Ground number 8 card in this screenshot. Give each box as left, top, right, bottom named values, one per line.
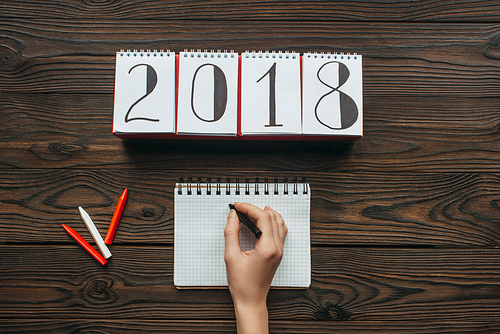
left=302, top=53, right=363, bottom=136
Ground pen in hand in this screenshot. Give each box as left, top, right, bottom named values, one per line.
left=229, top=203, right=262, bottom=238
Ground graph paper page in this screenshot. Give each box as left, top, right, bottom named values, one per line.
left=174, top=182, right=310, bottom=288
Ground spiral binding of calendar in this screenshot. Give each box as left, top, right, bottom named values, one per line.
left=242, top=51, right=298, bottom=59
left=118, top=49, right=173, bottom=57
left=181, top=49, right=237, bottom=59
left=117, top=49, right=359, bottom=60
left=305, top=51, right=359, bottom=60
left=176, top=177, right=308, bottom=196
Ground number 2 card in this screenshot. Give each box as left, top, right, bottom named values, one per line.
left=113, top=50, right=176, bottom=134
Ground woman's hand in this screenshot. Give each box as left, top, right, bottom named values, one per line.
left=224, top=202, right=288, bottom=334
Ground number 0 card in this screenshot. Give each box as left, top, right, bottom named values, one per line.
left=176, top=51, right=239, bottom=136
left=113, top=50, right=176, bottom=134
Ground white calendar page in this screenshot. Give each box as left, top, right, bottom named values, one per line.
left=240, top=52, right=302, bottom=135
left=174, top=181, right=311, bottom=288
left=113, top=50, right=176, bottom=134
left=302, top=53, right=363, bottom=136
left=177, top=51, right=239, bottom=136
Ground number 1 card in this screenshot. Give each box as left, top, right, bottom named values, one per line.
left=240, top=51, right=302, bottom=135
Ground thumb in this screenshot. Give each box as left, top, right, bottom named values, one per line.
left=224, top=209, right=241, bottom=258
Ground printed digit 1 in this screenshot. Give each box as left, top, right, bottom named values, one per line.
left=314, top=61, right=358, bottom=130
left=191, top=64, right=227, bottom=122
left=125, top=64, right=159, bottom=123
left=257, top=62, right=283, bottom=127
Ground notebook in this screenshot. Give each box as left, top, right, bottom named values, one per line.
left=174, top=178, right=311, bottom=288
left=113, top=49, right=362, bottom=140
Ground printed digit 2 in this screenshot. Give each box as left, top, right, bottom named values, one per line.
left=191, top=64, right=227, bottom=122
left=256, top=62, right=282, bottom=127
left=125, top=64, right=159, bottom=123
left=314, top=61, right=358, bottom=130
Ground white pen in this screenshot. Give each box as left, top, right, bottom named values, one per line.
left=78, top=206, right=112, bottom=259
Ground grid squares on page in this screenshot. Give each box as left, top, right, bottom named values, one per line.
left=174, top=182, right=310, bottom=288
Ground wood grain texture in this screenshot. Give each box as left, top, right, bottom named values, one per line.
left=0, top=93, right=499, bottom=171
left=0, top=246, right=499, bottom=322
left=0, top=170, right=499, bottom=246
left=1, top=0, right=500, bottom=22
left=1, top=1, right=499, bottom=332
left=1, top=319, right=499, bottom=333
left=1, top=20, right=500, bottom=96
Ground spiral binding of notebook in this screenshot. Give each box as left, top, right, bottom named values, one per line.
left=176, top=177, right=308, bottom=196
left=174, top=177, right=311, bottom=288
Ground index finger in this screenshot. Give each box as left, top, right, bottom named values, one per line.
left=234, top=202, right=274, bottom=240
left=233, top=202, right=265, bottom=222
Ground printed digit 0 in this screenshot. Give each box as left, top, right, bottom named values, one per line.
left=191, top=64, right=228, bottom=122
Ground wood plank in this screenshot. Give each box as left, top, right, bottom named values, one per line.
left=1, top=319, right=498, bottom=333
left=1, top=20, right=500, bottom=96
left=1, top=1, right=500, bottom=22
left=1, top=1, right=497, bottom=333
left=0, top=93, right=499, bottom=171
left=0, top=246, right=499, bottom=322
left=0, top=170, right=499, bottom=247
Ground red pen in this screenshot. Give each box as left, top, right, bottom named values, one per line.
left=62, top=224, right=107, bottom=265
left=105, top=188, right=128, bottom=245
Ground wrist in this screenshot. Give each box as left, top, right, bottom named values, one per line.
left=233, top=300, right=269, bottom=334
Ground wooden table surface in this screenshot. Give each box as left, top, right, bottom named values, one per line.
left=1, top=1, right=500, bottom=333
